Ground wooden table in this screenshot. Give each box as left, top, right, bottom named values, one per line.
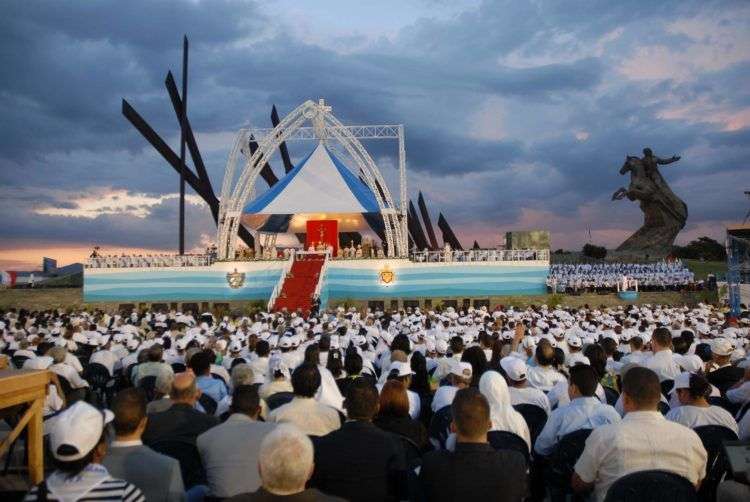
left=0, top=369, right=50, bottom=484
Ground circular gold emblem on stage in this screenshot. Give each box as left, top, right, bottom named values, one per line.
left=379, top=267, right=395, bottom=285
left=226, top=268, right=246, bottom=289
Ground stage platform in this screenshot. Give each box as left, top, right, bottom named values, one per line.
left=84, top=258, right=549, bottom=305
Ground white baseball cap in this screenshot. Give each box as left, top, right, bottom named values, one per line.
left=500, top=356, right=527, bottom=381
left=50, top=401, right=113, bottom=461
left=671, top=371, right=692, bottom=394
left=389, top=361, right=415, bottom=378
left=450, top=361, right=473, bottom=379
left=712, top=338, right=733, bottom=357
left=567, top=335, right=582, bottom=348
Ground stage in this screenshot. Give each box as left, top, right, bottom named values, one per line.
left=83, top=257, right=549, bottom=306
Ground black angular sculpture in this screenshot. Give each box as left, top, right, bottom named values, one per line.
left=418, top=192, right=439, bottom=250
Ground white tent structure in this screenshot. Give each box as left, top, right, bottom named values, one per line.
left=243, top=141, right=379, bottom=215
left=217, top=99, right=408, bottom=259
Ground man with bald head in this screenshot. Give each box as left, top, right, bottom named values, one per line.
left=142, top=372, right=219, bottom=488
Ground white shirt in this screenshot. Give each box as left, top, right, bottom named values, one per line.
left=548, top=380, right=607, bottom=410
left=534, top=397, right=621, bottom=456
left=509, top=386, right=551, bottom=415
left=620, top=350, right=648, bottom=366
left=575, top=411, right=707, bottom=502
left=431, top=385, right=459, bottom=412
left=726, top=381, right=750, bottom=404
left=645, top=350, right=681, bottom=382
left=50, top=362, right=89, bottom=389
left=89, top=349, right=119, bottom=376
left=665, top=405, right=739, bottom=434
left=527, top=365, right=566, bottom=392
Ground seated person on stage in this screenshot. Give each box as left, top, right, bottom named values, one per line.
left=227, top=425, right=344, bottom=502
left=572, top=367, right=707, bottom=502
left=534, top=365, right=620, bottom=456
left=419, top=388, right=528, bottom=502
left=310, top=378, right=407, bottom=502
left=266, top=363, right=341, bottom=437
left=103, top=389, right=185, bottom=502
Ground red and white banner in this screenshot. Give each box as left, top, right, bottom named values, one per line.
left=0, top=271, right=18, bottom=287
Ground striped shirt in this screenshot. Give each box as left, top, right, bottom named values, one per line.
left=24, top=464, right=144, bottom=502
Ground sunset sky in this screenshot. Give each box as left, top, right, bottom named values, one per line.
left=2, top=1, right=749, bottom=270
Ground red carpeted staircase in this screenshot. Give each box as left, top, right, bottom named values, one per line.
left=272, top=256, right=325, bottom=312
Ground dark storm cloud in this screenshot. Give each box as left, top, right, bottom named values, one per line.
left=1, top=0, right=748, bottom=250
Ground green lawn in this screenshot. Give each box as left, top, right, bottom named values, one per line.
left=0, top=287, right=719, bottom=313
left=683, top=259, right=726, bottom=280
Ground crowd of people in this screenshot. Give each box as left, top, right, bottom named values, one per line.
left=86, top=254, right=214, bottom=269
left=411, top=247, right=547, bottom=263
left=2, top=301, right=750, bottom=501
left=548, top=260, right=698, bottom=293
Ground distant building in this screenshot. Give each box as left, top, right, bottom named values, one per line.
left=505, top=230, right=550, bottom=250
left=0, top=257, right=83, bottom=287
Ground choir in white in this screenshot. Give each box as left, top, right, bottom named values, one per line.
left=548, top=260, right=698, bottom=292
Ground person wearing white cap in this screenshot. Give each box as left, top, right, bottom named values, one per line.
left=259, top=355, right=293, bottom=401
left=89, top=338, right=119, bottom=377
left=665, top=372, right=738, bottom=434
left=707, top=338, right=745, bottom=394
left=535, top=365, right=620, bottom=457
left=431, top=361, right=472, bottom=412
left=24, top=401, right=144, bottom=502
left=500, top=356, right=550, bottom=414
left=564, top=335, right=584, bottom=367
left=379, top=360, right=422, bottom=420
left=48, top=346, right=90, bottom=392
left=248, top=340, right=271, bottom=384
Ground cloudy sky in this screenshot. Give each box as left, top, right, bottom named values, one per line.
left=2, top=0, right=749, bottom=269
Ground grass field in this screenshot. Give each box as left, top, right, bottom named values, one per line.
left=0, top=287, right=719, bottom=313
left=683, top=259, right=726, bottom=280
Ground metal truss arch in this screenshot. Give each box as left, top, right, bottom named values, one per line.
left=217, top=99, right=408, bottom=260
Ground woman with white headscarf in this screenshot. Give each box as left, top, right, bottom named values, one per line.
left=479, top=370, right=531, bottom=451
left=445, top=371, right=531, bottom=451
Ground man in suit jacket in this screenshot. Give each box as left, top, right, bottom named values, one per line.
left=103, top=388, right=185, bottom=502
left=419, top=388, right=528, bottom=502
left=310, top=378, right=407, bottom=502
left=142, top=372, right=219, bottom=445
left=198, top=385, right=276, bottom=499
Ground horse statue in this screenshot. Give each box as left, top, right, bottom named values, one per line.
left=611, top=148, right=687, bottom=254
